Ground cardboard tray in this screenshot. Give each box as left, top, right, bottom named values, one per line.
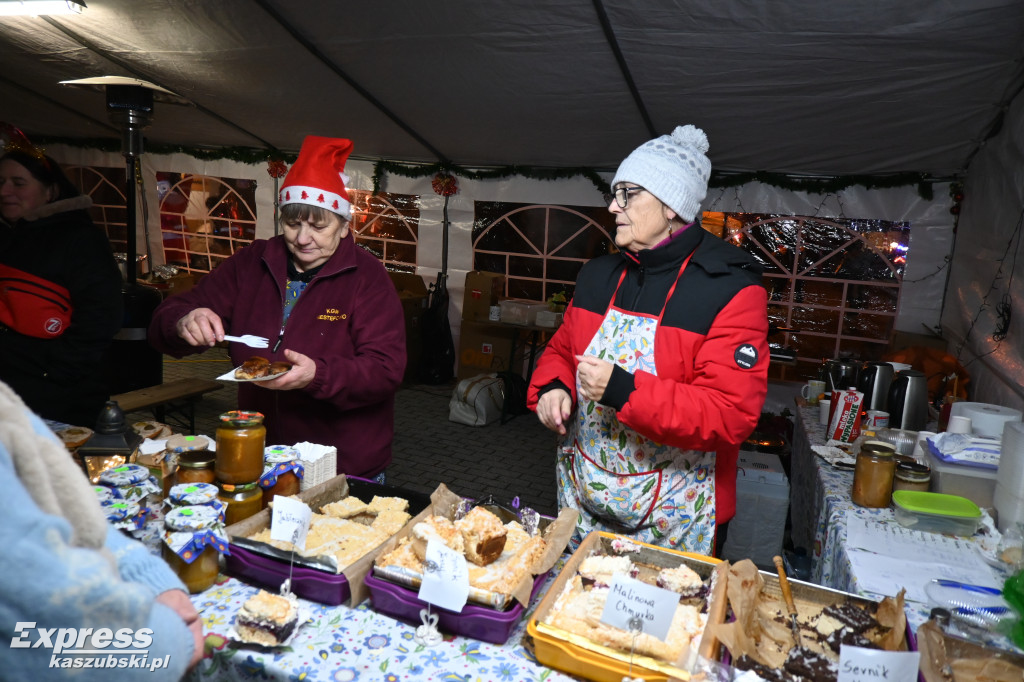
left=224, top=475, right=434, bottom=605
left=526, top=530, right=728, bottom=682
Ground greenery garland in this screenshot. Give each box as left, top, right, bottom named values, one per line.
left=36, top=134, right=941, bottom=200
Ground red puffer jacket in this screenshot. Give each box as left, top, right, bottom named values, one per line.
left=528, top=225, right=769, bottom=523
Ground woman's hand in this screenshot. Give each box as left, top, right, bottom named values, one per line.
left=537, top=388, right=573, bottom=435
left=260, top=348, right=316, bottom=391
left=576, top=354, right=614, bottom=403
left=155, top=589, right=204, bottom=669
left=175, top=308, right=225, bottom=347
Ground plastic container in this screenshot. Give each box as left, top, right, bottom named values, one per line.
left=925, top=448, right=997, bottom=508
left=892, top=490, right=982, bottom=536
left=364, top=570, right=547, bottom=644
left=722, top=450, right=789, bottom=568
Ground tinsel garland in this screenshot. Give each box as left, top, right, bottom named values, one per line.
left=34, top=134, right=941, bottom=200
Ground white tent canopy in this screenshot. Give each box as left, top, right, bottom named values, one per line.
left=3, top=1, right=1024, bottom=407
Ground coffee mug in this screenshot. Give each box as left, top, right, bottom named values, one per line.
left=865, top=410, right=889, bottom=428
left=802, top=379, right=826, bottom=405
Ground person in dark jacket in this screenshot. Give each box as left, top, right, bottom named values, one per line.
left=148, top=136, right=406, bottom=480
left=527, top=125, right=769, bottom=555
left=0, top=146, right=123, bottom=427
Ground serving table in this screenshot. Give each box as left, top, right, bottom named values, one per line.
left=185, top=564, right=574, bottom=682
left=788, top=400, right=1021, bottom=652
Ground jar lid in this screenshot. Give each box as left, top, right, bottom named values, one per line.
left=169, top=482, right=219, bottom=505
left=98, top=463, right=151, bottom=486
left=101, top=498, right=141, bottom=522
left=165, top=505, right=222, bottom=531
left=219, top=410, right=264, bottom=427
left=860, top=440, right=896, bottom=457
left=218, top=481, right=260, bottom=493
left=265, top=445, right=299, bottom=464
left=92, top=485, right=121, bottom=505
left=165, top=434, right=213, bottom=453
left=895, top=460, right=931, bottom=481
left=178, top=450, right=216, bottom=468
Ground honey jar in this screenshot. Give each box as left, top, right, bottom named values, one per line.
left=175, top=450, right=217, bottom=486
left=98, top=463, right=162, bottom=506
left=217, top=481, right=263, bottom=525
left=852, top=441, right=896, bottom=507
left=161, top=505, right=229, bottom=594
left=893, top=460, right=931, bottom=493
left=260, top=447, right=304, bottom=508
left=215, top=411, right=265, bottom=484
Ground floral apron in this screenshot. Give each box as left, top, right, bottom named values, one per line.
left=557, top=256, right=717, bottom=554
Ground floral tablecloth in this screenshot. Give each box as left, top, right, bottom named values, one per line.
left=790, top=402, right=1021, bottom=652
left=185, top=570, right=574, bottom=682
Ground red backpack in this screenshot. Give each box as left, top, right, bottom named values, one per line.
left=0, top=264, right=72, bottom=338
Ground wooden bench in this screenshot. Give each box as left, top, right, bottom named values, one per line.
left=111, top=378, right=224, bottom=434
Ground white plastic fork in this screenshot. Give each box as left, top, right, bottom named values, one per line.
left=223, top=334, right=270, bottom=348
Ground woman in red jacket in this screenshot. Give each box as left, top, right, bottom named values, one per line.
left=149, top=136, right=406, bottom=480
left=527, top=125, right=769, bottom=555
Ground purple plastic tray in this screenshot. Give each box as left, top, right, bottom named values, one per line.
left=364, top=570, right=547, bottom=644
left=225, top=478, right=432, bottom=604
left=225, top=543, right=353, bottom=604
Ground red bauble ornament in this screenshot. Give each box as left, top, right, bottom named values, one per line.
left=267, top=160, right=288, bottom=179
left=952, top=192, right=964, bottom=203
left=950, top=204, right=961, bottom=215
left=432, top=173, right=458, bottom=197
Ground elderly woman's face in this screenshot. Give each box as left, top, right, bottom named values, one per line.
left=282, top=210, right=349, bottom=271
left=608, top=184, right=676, bottom=252
left=0, top=158, right=54, bottom=222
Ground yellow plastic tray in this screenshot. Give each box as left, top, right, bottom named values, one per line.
left=525, top=530, right=726, bottom=682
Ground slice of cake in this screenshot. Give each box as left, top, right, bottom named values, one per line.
left=411, top=515, right=465, bottom=560
left=366, top=495, right=409, bottom=515
left=656, top=564, right=704, bottom=596
left=371, top=509, right=411, bottom=536
left=455, top=506, right=508, bottom=566
left=235, top=356, right=270, bottom=380
left=320, top=496, right=367, bottom=519
left=235, top=590, right=299, bottom=646
left=578, top=555, right=638, bottom=586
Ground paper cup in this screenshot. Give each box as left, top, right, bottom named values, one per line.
left=819, top=399, right=831, bottom=426
left=947, top=415, right=972, bottom=434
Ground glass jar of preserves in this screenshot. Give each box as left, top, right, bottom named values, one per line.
left=161, top=505, right=229, bottom=594
left=893, top=460, right=931, bottom=493
left=166, top=482, right=226, bottom=521
left=215, top=411, right=265, bottom=484
left=217, top=481, right=263, bottom=525
left=175, top=450, right=217, bottom=486
left=260, top=447, right=304, bottom=508
left=98, top=463, right=162, bottom=505
left=852, top=441, right=897, bottom=507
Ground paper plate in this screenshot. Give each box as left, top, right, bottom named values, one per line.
left=216, top=366, right=290, bottom=383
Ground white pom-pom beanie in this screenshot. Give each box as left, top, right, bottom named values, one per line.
left=610, top=124, right=711, bottom=222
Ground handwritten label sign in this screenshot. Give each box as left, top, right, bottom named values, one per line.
left=417, top=539, right=469, bottom=612
left=838, top=646, right=920, bottom=682
left=600, top=574, right=677, bottom=642
left=270, top=496, right=312, bottom=550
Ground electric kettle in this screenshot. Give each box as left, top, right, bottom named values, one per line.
left=857, top=361, right=894, bottom=412
left=887, top=369, right=929, bottom=430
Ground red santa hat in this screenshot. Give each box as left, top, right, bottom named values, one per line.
left=279, top=135, right=354, bottom=219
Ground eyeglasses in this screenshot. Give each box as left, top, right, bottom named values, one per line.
left=603, top=185, right=646, bottom=209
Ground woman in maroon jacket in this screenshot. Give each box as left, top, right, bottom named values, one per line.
left=148, top=136, right=405, bottom=480
left=527, top=125, right=769, bottom=555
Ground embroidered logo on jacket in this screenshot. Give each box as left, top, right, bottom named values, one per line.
left=734, top=343, right=758, bottom=369
left=317, top=307, right=347, bottom=322
left=44, top=317, right=64, bottom=335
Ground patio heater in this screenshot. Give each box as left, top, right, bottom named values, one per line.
left=89, top=82, right=164, bottom=393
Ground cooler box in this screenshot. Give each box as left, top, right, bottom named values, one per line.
left=925, top=448, right=997, bottom=508
left=722, top=450, right=789, bottom=570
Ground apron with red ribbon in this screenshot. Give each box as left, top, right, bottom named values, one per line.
left=556, top=256, right=717, bottom=554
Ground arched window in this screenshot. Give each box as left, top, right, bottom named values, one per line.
left=350, top=189, right=419, bottom=272
left=472, top=203, right=614, bottom=303
left=64, top=165, right=127, bottom=251
left=704, top=212, right=909, bottom=380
